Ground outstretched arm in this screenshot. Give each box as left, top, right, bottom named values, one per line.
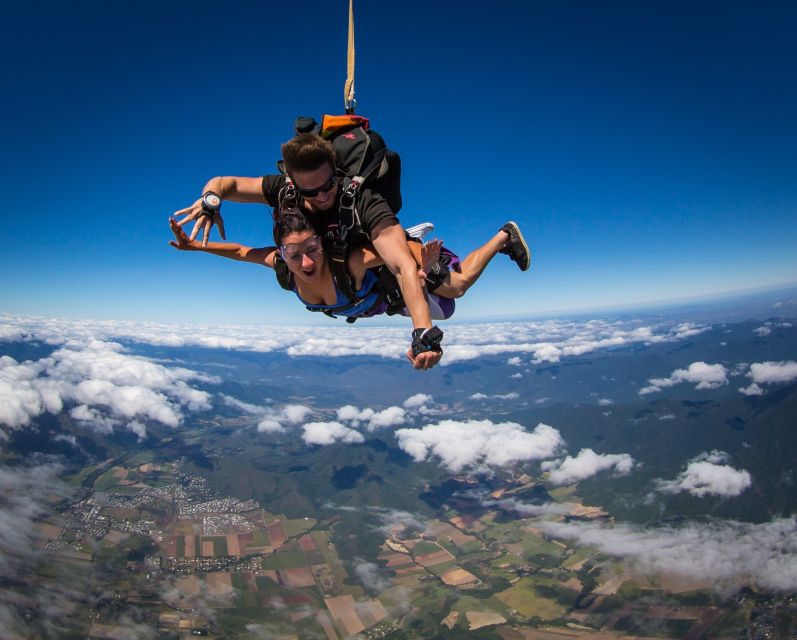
left=169, top=218, right=277, bottom=268
left=173, top=176, right=266, bottom=246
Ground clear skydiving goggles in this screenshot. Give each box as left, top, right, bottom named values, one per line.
left=279, top=235, right=324, bottom=264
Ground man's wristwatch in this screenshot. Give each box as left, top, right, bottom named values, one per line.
left=411, top=326, right=444, bottom=357
left=201, top=191, right=221, bottom=213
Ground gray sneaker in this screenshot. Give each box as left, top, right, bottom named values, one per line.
left=499, top=221, right=531, bottom=271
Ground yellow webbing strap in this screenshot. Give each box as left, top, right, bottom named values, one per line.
left=344, top=0, right=356, bottom=113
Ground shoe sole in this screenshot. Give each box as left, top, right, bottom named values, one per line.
left=406, top=222, right=435, bottom=240
left=505, top=221, right=531, bottom=271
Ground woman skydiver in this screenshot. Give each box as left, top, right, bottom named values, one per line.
left=168, top=209, right=529, bottom=323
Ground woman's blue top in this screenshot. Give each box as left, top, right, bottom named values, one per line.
left=293, top=269, right=387, bottom=318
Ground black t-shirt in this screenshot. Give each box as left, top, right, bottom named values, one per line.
left=262, top=174, right=398, bottom=249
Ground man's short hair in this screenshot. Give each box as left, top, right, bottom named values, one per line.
left=281, top=133, right=336, bottom=174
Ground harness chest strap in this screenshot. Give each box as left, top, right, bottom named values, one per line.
left=274, top=174, right=367, bottom=305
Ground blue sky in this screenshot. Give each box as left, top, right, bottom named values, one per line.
left=2, top=0, right=795, bottom=325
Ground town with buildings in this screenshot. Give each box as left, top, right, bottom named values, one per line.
left=29, top=455, right=792, bottom=639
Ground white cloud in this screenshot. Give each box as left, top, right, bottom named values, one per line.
left=738, top=383, right=764, bottom=396
left=731, top=362, right=749, bottom=376
left=279, top=404, right=312, bottom=424
left=469, top=392, right=519, bottom=401
left=489, top=496, right=572, bottom=517
left=700, top=450, right=730, bottom=464
left=257, top=419, right=285, bottom=433
left=754, top=325, right=772, bottom=336
left=336, top=404, right=406, bottom=431
left=0, top=340, right=216, bottom=435
left=655, top=451, right=751, bottom=497
left=542, top=518, right=797, bottom=593
left=221, top=395, right=265, bottom=414
left=353, top=559, right=392, bottom=593
left=738, top=361, right=797, bottom=396
left=127, top=420, right=147, bottom=440
left=336, top=405, right=374, bottom=423
left=367, top=406, right=407, bottom=430
left=598, top=398, right=613, bottom=406
left=640, top=361, right=728, bottom=395
left=748, top=361, right=797, bottom=384
left=401, top=393, right=441, bottom=416
left=394, top=420, right=564, bottom=473
left=0, top=355, right=63, bottom=428
left=220, top=395, right=311, bottom=432
left=507, top=356, right=523, bottom=366
left=0, top=462, right=89, bottom=637
left=403, top=393, right=432, bottom=409
left=545, top=449, right=635, bottom=485
left=371, top=508, right=428, bottom=533
left=302, top=421, right=364, bottom=446
left=0, top=463, right=69, bottom=576
left=70, top=405, right=117, bottom=434
left=511, top=372, right=523, bottom=379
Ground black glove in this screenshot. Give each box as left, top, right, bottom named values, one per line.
left=411, top=326, right=444, bottom=358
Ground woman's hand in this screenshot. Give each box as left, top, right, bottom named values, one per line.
left=173, top=197, right=226, bottom=247
left=419, top=239, right=443, bottom=280
left=169, top=217, right=198, bottom=251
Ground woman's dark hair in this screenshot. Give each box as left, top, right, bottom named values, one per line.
left=272, top=207, right=314, bottom=245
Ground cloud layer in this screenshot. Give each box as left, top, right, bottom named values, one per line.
left=1, top=313, right=709, bottom=367
left=0, top=339, right=217, bottom=437
left=0, top=462, right=88, bottom=637
left=544, top=517, right=797, bottom=593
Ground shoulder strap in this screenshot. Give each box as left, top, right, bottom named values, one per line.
left=325, top=235, right=358, bottom=302
left=326, top=175, right=365, bottom=301
left=278, top=176, right=299, bottom=211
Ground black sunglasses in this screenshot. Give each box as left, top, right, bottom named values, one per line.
left=296, top=173, right=337, bottom=198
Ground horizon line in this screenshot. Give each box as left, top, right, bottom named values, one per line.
left=2, top=280, right=796, bottom=330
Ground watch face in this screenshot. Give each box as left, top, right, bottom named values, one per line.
left=204, top=193, right=221, bottom=207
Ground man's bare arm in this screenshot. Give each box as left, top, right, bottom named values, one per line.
left=371, top=221, right=441, bottom=371
left=173, top=176, right=266, bottom=246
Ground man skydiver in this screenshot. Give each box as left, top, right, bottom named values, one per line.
left=173, top=134, right=444, bottom=370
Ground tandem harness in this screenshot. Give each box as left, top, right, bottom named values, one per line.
left=274, top=257, right=404, bottom=323
left=276, top=174, right=374, bottom=307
